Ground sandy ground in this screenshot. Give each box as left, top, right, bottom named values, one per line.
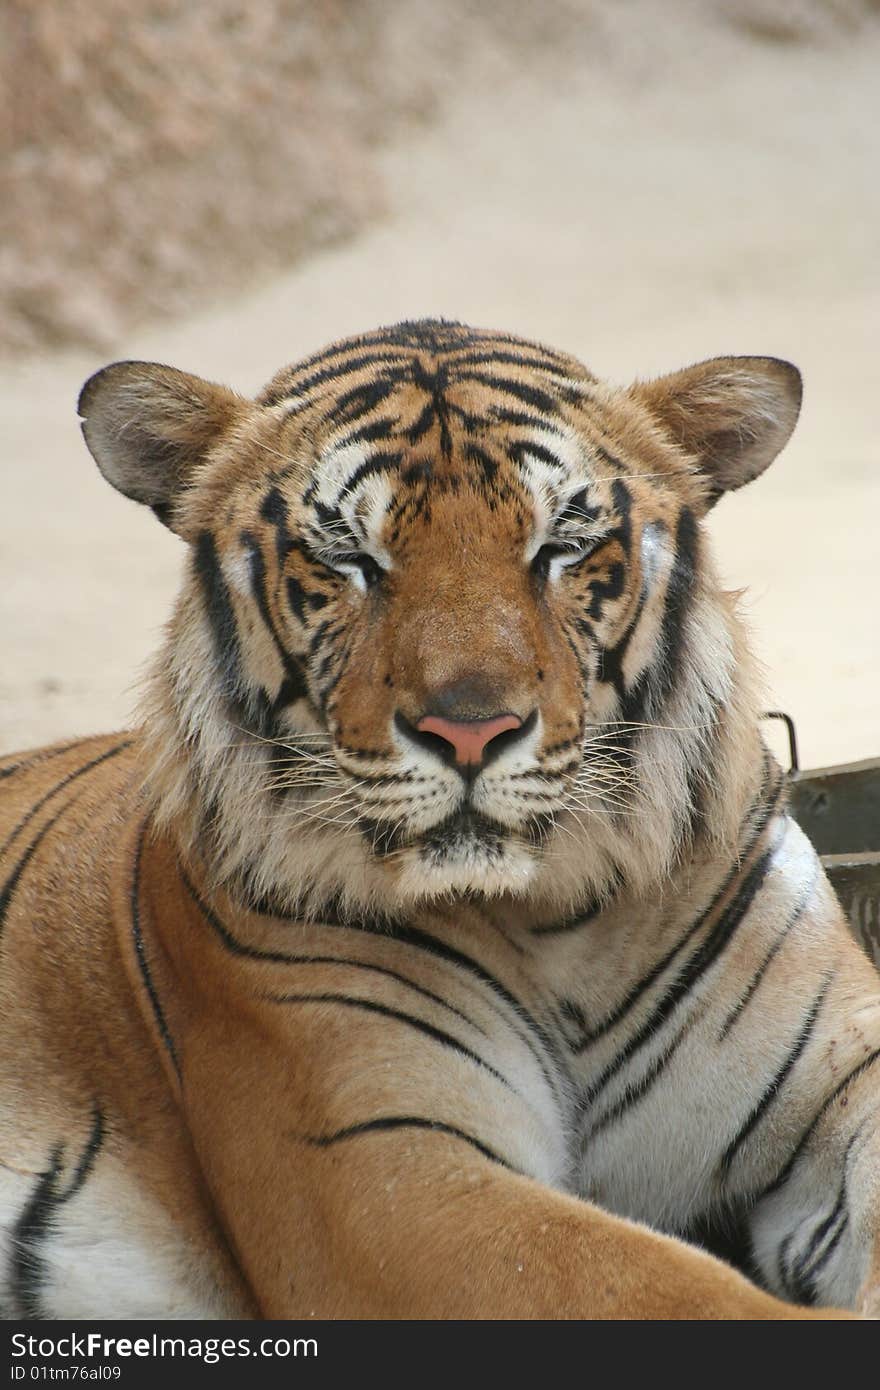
left=2, top=13, right=878, bottom=769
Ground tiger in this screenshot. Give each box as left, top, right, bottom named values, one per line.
left=1, top=318, right=878, bottom=1321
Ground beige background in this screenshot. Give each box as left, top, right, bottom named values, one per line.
left=2, top=3, right=878, bottom=768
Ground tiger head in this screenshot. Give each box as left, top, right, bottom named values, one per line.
left=79, top=321, right=801, bottom=922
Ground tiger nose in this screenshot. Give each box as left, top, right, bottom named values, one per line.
left=415, top=713, right=523, bottom=768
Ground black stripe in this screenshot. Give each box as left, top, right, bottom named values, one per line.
left=455, top=348, right=570, bottom=374
left=592, top=442, right=630, bottom=473
left=369, top=922, right=565, bottom=1095
left=307, top=619, right=334, bottom=656
left=597, top=588, right=648, bottom=698
left=260, top=323, right=570, bottom=406
left=720, top=974, right=832, bottom=1175
left=582, top=1017, right=693, bottom=1145
left=604, top=505, right=694, bottom=727
left=457, top=371, right=560, bottom=416
left=340, top=415, right=401, bottom=448
left=609, top=478, right=633, bottom=554
left=12, top=1146, right=64, bottom=1319
left=261, top=351, right=411, bottom=406
left=285, top=573, right=310, bottom=625
left=387, top=924, right=540, bottom=1022
left=785, top=1125, right=864, bottom=1302
left=335, top=450, right=403, bottom=503
left=239, top=529, right=308, bottom=709
left=11, top=1108, right=104, bottom=1319
left=259, top=486, right=294, bottom=567
left=66, top=1110, right=106, bottom=1191
left=130, top=826, right=180, bottom=1078
left=326, top=375, right=404, bottom=426
left=406, top=398, right=437, bottom=446
left=194, top=530, right=244, bottom=703
left=411, top=359, right=452, bottom=457
left=681, top=686, right=723, bottom=846
left=776, top=1231, right=797, bottom=1298
left=440, top=400, right=488, bottom=436
left=0, top=741, right=133, bottom=863
left=464, top=442, right=500, bottom=482
left=579, top=830, right=782, bottom=1107
left=179, top=866, right=484, bottom=1032
left=584, top=558, right=626, bottom=622
left=531, top=888, right=608, bottom=937
left=800, top=1215, right=849, bottom=1295
left=301, top=1115, right=512, bottom=1170
left=180, top=867, right=561, bottom=1106
left=761, top=1045, right=880, bottom=1198
left=644, top=506, right=697, bottom=711
left=0, top=739, right=89, bottom=783
left=565, top=769, right=782, bottom=1051
left=288, top=321, right=460, bottom=373
left=484, top=406, right=547, bottom=431
left=592, top=505, right=696, bottom=781
left=717, top=858, right=819, bottom=1041
left=508, top=439, right=564, bottom=470
left=373, top=320, right=468, bottom=351
left=0, top=804, right=71, bottom=940
left=560, top=488, right=603, bottom=527
left=788, top=1204, right=844, bottom=1302
left=269, top=992, right=513, bottom=1091
left=780, top=1211, right=849, bottom=1308
left=314, top=645, right=342, bottom=686
left=273, top=673, right=311, bottom=714
left=561, top=625, right=593, bottom=685
left=315, top=650, right=353, bottom=709
left=198, top=528, right=316, bottom=736
left=584, top=480, right=632, bottom=628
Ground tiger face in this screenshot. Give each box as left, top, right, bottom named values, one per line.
left=79, top=321, right=801, bottom=917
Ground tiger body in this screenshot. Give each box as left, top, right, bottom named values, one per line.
left=1, top=320, right=878, bottom=1318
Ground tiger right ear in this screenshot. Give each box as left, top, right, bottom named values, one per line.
left=629, top=356, right=803, bottom=508
left=78, top=361, right=246, bottom=533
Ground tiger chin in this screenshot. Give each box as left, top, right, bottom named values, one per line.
left=1, top=319, right=877, bottom=1321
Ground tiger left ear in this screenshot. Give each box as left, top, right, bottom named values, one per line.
left=78, top=360, right=246, bottom=535
left=630, top=356, right=802, bottom=507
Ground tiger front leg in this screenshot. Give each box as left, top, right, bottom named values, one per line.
left=188, top=1077, right=841, bottom=1319
left=174, top=994, right=846, bottom=1320
left=747, top=1088, right=880, bottom=1312
left=284, top=1134, right=845, bottom=1320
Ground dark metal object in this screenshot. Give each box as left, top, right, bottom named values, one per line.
left=787, top=755, right=880, bottom=970
left=788, top=757, right=880, bottom=856
left=762, top=710, right=800, bottom=774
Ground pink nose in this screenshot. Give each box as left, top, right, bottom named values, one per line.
left=415, top=713, right=523, bottom=767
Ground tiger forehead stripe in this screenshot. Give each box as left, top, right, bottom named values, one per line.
left=511, top=423, right=587, bottom=471
left=259, top=319, right=591, bottom=412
